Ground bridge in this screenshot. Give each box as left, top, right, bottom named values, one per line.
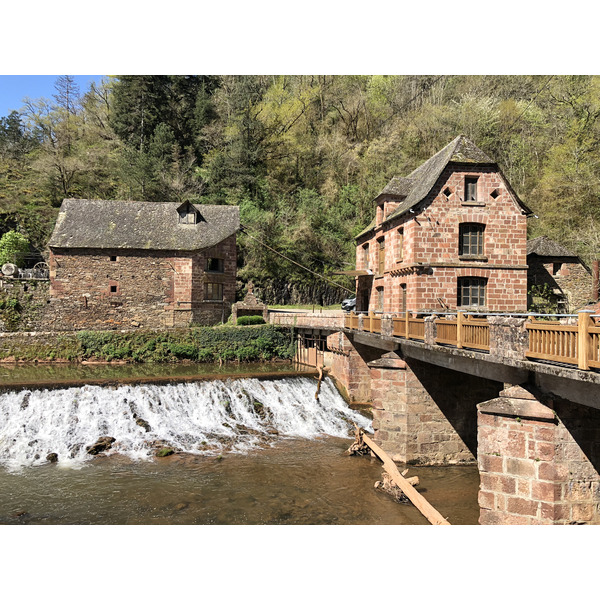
left=269, top=309, right=600, bottom=525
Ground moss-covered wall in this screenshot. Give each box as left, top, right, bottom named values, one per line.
left=0, top=279, right=50, bottom=332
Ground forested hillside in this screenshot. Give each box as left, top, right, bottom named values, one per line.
left=1, top=75, right=599, bottom=303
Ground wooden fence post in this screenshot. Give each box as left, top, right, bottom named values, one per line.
left=457, top=311, right=463, bottom=349
left=578, top=311, right=592, bottom=371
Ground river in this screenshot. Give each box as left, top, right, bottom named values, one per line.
left=0, top=364, right=480, bottom=525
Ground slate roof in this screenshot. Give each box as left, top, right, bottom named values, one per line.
left=527, top=236, right=578, bottom=258
left=357, top=135, right=531, bottom=239
left=48, top=199, right=240, bottom=251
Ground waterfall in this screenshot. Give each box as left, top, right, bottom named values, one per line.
left=0, top=377, right=372, bottom=471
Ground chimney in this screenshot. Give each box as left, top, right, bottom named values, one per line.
left=593, top=260, right=599, bottom=302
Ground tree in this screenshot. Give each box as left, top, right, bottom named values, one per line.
left=0, top=230, right=29, bottom=267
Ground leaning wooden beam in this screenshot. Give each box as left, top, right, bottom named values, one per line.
left=361, top=433, right=451, bottom=526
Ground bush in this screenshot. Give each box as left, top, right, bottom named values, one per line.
left=0, top=230, right=29, bottom=268
left=236, top=315, right=266, bottom=326
left=72, top=325, right=295, bottom=363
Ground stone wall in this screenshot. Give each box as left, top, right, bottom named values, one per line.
left=356, top=165, right=528, bottom=313
left=0, top=278, right=50, bottom=332
left=371, top=356, right=501, bottom=465
left=46, top=235, right=236, bottom=330
left=478, top=385, right=600, bottom=524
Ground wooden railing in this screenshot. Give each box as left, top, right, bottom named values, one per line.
left=526, top=312, right=600, bottom=370
left=435, top=312, right=489, bottom=351
left=343, top=310, right=600, bottom=371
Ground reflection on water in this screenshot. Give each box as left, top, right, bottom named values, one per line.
left=0, top=437, right=480, bottom=525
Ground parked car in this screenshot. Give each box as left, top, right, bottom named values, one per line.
left=341, top=297, right=356, bottom=312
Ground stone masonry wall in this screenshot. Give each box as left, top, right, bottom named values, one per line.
left=528, top=256, right=593, bottom=312
left=478, top=385, right=600, bottom=525
left=371, top=356, right=501, bottom=465
left=45, top=235, right=236, bottom=330
left=356, top=165, right=528, bottom=314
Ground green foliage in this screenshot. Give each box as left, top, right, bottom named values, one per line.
left=6, top=74, right=600, bottom=299
left=0, top=294, right=22, bottom=330
left=528, top=283, right=559, bottom=314
left=0, top=230, right=29, bottom=267
left=73, top=325, right=294, bottom=363
left=236, top=315, right=266, bottom=326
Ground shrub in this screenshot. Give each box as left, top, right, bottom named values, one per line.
left=236, top=315, right=266, bottom=326
left=0, top=230, right=29, bottom=268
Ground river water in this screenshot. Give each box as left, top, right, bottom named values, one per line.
left=0, top=365, right=480, bottom=525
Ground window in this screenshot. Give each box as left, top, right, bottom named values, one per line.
left=400, top=283, right=407, bottom=314
left=459, top=223, right=485, bottom=257
left=109, top=256, right=117, bottom=262
left=179, top=208, right=196, bottom=224
left=110, top=285, right=118, bottom=293
left=553, top=262, right=562, bottom=276
left=378, top=237, right=385, bottom=275
left=206, top=258, right=224, bottom=273
left=397, top=229, right=404, bottom=261
left=363, top=244, right=369, bottom=270
left=377, top=287, right=384, bottom=312
left=465, top=177, right=478, bottom=203
left=457, top=277, right=487, bottom=307
left=205, top=283, right=223, bottom=301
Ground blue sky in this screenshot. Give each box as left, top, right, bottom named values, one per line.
left=0, top=75, right=105, bottom=118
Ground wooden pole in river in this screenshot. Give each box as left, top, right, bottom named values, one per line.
left=349, top=426, right=451, bottom=525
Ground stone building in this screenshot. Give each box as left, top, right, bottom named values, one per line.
left=526, top=236, right=592, bottom=312
left=46, top=199, right=239, bottom=330
left=352, top=135, right=532, bottom=314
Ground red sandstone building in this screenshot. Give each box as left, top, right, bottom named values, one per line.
left=353, top=136, right=532, bottom=314
left=47, top=199, right=239, bottom=329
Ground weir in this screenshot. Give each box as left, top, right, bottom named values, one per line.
left=0, top=376, right=372, bottom=471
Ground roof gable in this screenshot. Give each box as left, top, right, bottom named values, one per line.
left=361, top=136, right=532, bottom=237
left=48, top=199, right=240, bottom=251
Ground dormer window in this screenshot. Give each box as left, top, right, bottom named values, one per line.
left=177, top=200, right=200, bottom=225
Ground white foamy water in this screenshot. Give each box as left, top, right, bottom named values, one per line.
left=0, top=377, right=372, bottom=471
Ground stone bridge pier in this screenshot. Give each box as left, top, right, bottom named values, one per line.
left=478, top=385, right=600, bottom=524
left=324, top=330, right=600, bottom=524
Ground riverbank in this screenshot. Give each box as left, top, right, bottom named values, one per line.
left=0, top=324, right=295, bottom=364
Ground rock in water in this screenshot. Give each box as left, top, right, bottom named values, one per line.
left=86, top=436, right=116, bottom=455
left=155, top=447, right=174, bottom=458
left=135, top=418, right=151, bottom=432
left=46, top=453, right=58, bottom=463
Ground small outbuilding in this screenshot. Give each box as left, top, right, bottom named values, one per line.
left=526, top=236, right=592, bottom=313
left=45, top=198, right=239, bottom=330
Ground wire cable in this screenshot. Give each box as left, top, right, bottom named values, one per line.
left=239, top=225, right=355, bottom=294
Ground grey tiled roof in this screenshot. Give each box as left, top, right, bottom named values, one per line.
left=48, top=199, right=240, bottom=251
left=358, top=135, right=531, bottom=239
left=527, top=236, right=578, bottom=258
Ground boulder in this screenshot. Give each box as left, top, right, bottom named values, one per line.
left=86, top=436, right=116, bottom=455
left=46, top=453, right=58, bottom=463
left=155, top=447, right=175, bottom=458
left=135, top=418, right=151, bottom=432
